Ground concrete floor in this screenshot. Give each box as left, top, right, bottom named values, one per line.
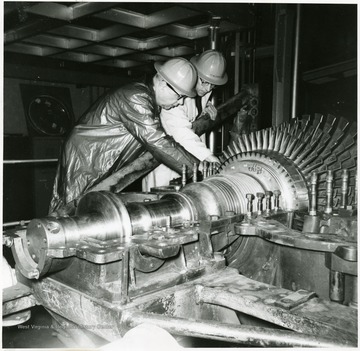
left=2, top=306, right=238, bottom=349
left=2, top=306, right=65, bottom=349
left=2, top=306, right=112, bottom=349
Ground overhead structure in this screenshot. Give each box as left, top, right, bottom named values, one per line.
left=4, top=2, right=255, bottom=81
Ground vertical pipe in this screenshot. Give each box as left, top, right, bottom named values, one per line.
left=241, top=32, right=246, bottom=86
left=272, top=5, right=296, bottom=125
left=291, top=4, right=301, bottom=119
left=252, top=29, right=256, bottom=83
left=208, top=17, right=220, bottom=154
left=209, top=17, right=220, bottom=50
left=247, top=30, right=254, bottom=83
left=234, top=32, right=241, bottom=94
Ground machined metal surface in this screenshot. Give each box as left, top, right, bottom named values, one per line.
left=218, top=152, right=308, bottom=211
left=5, top=114, right=357, bottom=347
left=28, top=268, right=357, bottom=347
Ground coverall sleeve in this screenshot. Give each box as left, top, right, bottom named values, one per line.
left=160, top=103, right=213, bottom=161
left=110, top=87, right=198, bottom=175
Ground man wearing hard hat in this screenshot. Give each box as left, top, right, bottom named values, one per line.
left=49, top=58, right=199, bottom=216
left=143, top=50, right=228, bottom=191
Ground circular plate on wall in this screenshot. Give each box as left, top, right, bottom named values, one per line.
left=27, top=95, right=73, bottom=136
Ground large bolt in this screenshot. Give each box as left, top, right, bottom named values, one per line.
left=193, top=163, right=198, bottom=183
left=309, top=172, right=318, bottom=216
left=340, top=169, right=349, bottom=209
left=325, top=170, right=334, bottom=214
left=273, top=190, right=281, bottom=212
left=265, top=191, right=273, bottom=213
left=256, top=192, right=265, bottom=214
left=182, top=164, right=187, bottom=187
left=203, top=162, right=208, bottom=179
left=246, top=194, right=255, bottom=218
left=209, top=162, right=214, bottom=176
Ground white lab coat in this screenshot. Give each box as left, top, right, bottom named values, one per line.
left=142, top=92, right=212, bottom=191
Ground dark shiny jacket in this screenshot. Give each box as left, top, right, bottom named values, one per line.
left=49, top=81, right=198, bottom=214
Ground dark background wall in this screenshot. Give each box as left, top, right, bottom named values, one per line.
left=4, top=78, right=106, bottom=134
left=3, top=80, right=107, bottom=221
left=299, top=4, right=357, bottom=124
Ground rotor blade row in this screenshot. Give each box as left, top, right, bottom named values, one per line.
left=221, top=114, right=357, bottom=212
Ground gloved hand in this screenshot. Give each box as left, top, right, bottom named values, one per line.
left=202, top=102, right=218, bottom=121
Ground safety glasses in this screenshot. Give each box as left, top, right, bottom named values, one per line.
left=166, top=83, right=186, bottom=100
left=199, top=77, right=215, bottom=89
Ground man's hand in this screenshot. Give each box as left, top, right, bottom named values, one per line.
left=204, top=154, right=220, bottom=165
left=198, top=156, right=221, bottom=176
left=202, top=102, right=218, bottom=121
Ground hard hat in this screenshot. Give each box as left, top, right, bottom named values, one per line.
left=191, top=50, right=228, bottom=85
left=154, top=58, right=197, bottom=97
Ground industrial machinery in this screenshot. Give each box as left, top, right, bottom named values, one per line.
left=3, top=114, right=357, bottom=348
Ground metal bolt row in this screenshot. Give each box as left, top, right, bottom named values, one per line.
left=310, top=169, right=356, bottom=216
left=181, top=162, right=218, bottom=187
left=202, top=162, right=217, bottom=179
left=182, top=165, right=356, bottom=216
left=246, top=190, right=282, bottom=218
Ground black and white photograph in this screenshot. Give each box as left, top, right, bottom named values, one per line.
left=2, top=1, right=358, bottom=349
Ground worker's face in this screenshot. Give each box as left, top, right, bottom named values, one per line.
left=157, top=80, right=186, bottom=110
left=195, top=76, right=215, bottom=97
